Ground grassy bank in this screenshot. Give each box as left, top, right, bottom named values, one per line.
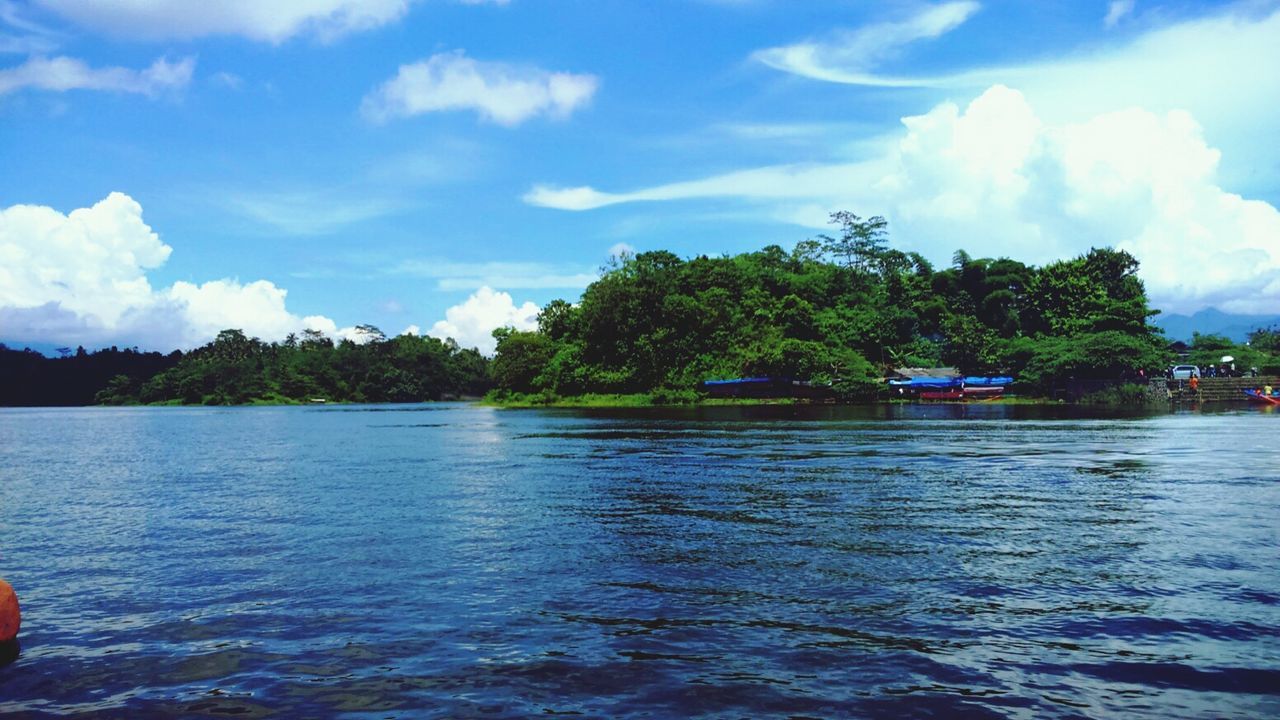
left=481, top=390, right=1068, bottom=408
left=481, top=391, right=810, bottom=408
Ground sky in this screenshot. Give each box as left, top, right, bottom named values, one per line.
left=2, top=0, right=1278, bottom=354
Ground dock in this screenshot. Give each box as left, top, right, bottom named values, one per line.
left=1158, top=376, right=1280, bottom=403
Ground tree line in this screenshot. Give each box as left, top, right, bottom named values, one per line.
left=5, top=212, right=1277, bottom=406
left=0, top=326, right=489, bottom=406
left=488, top=213, right=1276, bottom=402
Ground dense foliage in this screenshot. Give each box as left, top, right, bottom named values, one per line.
left=7, top=213, right=1277, bottom=407
left=0, top=345, right=181, bottom=406
left=491, top=213, right=1177, bottom=401
left=3, top=327, right=492, bottom=406
left=90, top=327, right=491, bottom=405
left=1183, top=329, right=1280, bottom=375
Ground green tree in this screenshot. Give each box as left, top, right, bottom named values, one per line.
left=491, top=328, right=555, bottom=395
left=818, top=211, right=888, bottom=274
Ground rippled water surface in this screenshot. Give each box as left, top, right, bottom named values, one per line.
left=1, top=403, right=1277, bottom=718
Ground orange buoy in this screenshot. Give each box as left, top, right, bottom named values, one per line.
left=0, top=579, right=19, bottom=643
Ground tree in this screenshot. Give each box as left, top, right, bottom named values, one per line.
left=537, top=299, right=577, bottom=341
left=1248, top=326, right=1280, bottom=352
left=491, top=328, right=555, bottom=395
left=353, top=324, right=387, bottom=344
left=818, top=211, right=888, bottom=274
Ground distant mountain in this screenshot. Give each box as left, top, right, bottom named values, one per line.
left=1154, top=308, right=1280, bottom=343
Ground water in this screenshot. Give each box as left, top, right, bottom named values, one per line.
left=0, top=403, right=1277, bottom=718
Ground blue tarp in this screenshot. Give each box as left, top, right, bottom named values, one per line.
left=702, top=377, right=779, bottom=386
left=888, top=377, right=962, bottom=389
left=963, top=376, right=1014, bottom=387
left=888, top=375, right=1013, bottom=389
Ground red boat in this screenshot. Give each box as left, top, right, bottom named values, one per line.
left=1244, top=389, right=1280, bottom=405
left=918, top=387, right=1006, bottom=401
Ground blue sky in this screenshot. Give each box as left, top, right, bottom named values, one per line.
left=2, top=0, right=1278, bottom=353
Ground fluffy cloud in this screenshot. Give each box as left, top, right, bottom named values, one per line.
left=0, top=193, right=342, bottom=349
left=886, top=88, right=1280, bottom=313
left=525, top=85, right=1280, bottom=314
left=754, top=4, right=1280, bottom=174
left=428, top=286, right=539, bottom=355
left=0, top=193, right=170, bottom=325
left=362, top=51, right=598, bottom=126
left=0, top=55, right=193, bottom=96
left=34, top=0, right=412, bottom=42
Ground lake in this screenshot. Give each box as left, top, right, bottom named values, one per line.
left=0, top=404, right=1277, bottom=718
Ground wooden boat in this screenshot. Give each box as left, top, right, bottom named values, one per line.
left=963, top=386, right=1005, bottom=400
left=1244, top=389, right=1280, bottom=405
left=919, top=389, right=965, bottom=401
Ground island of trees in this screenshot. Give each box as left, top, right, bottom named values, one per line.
left=2, top=213, right=1278, bottom=406
left=490, top=213, right=1278, bottom=403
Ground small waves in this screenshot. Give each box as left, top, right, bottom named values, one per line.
left=0, top=404, right=1277, bottom=718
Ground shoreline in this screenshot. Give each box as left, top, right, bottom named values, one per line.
left=18, top=384, right=1276, bottom=409
left=478, top=393, right=1059, bottom=409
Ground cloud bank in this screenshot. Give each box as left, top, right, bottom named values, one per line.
left=362, top=51, right=598, bottom=126
left=753, top=3, right=1280, bottom=163
left=526, top=85, right=1280, bottom=314
left=0, top=192, right=347, bottom=349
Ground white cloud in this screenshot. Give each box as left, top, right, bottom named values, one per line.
left=753, top=2, right=979, bottom=87
left=362, top=50, right=598, bottom=126
left=1104, top=0, right=1135, bottom=28
left=164, top=279, right=311, bottom=343
left=390, top=258, right=597, bottom=290
left=1, top=0, right=62, bottom=54
left=400, top=324, right=421, bottom=336
left=294, top=314, right=368, bottom=343
left=228, top=191, right=397, bottom=236
left=524, top=85, right=1280, bottom=314
left=0, top=192, right=342, bottom=349
left=884, top=87, right=1280, bottom=313
left=35, top=0, right=412, bottom=43
left=525, top=161, right=877, bottom=212
left=0, top=192, right=170, bottom=326
left=752, top=4, right=1280, bottom=174
left=0, top=55, right=193, bottom=96
left=428, top=286, right=539, bottom=354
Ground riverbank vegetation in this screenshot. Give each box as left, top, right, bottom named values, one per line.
left=0, top=327, right=488, bottom=406
left=5, top=212, right=1278, bottom=407
left=489, top=213, right=1173, bottom=403
left=109, top=328, right=489, bottom=405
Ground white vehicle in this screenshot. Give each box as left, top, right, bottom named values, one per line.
left=1169, top=365, right=1200, bottom=379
